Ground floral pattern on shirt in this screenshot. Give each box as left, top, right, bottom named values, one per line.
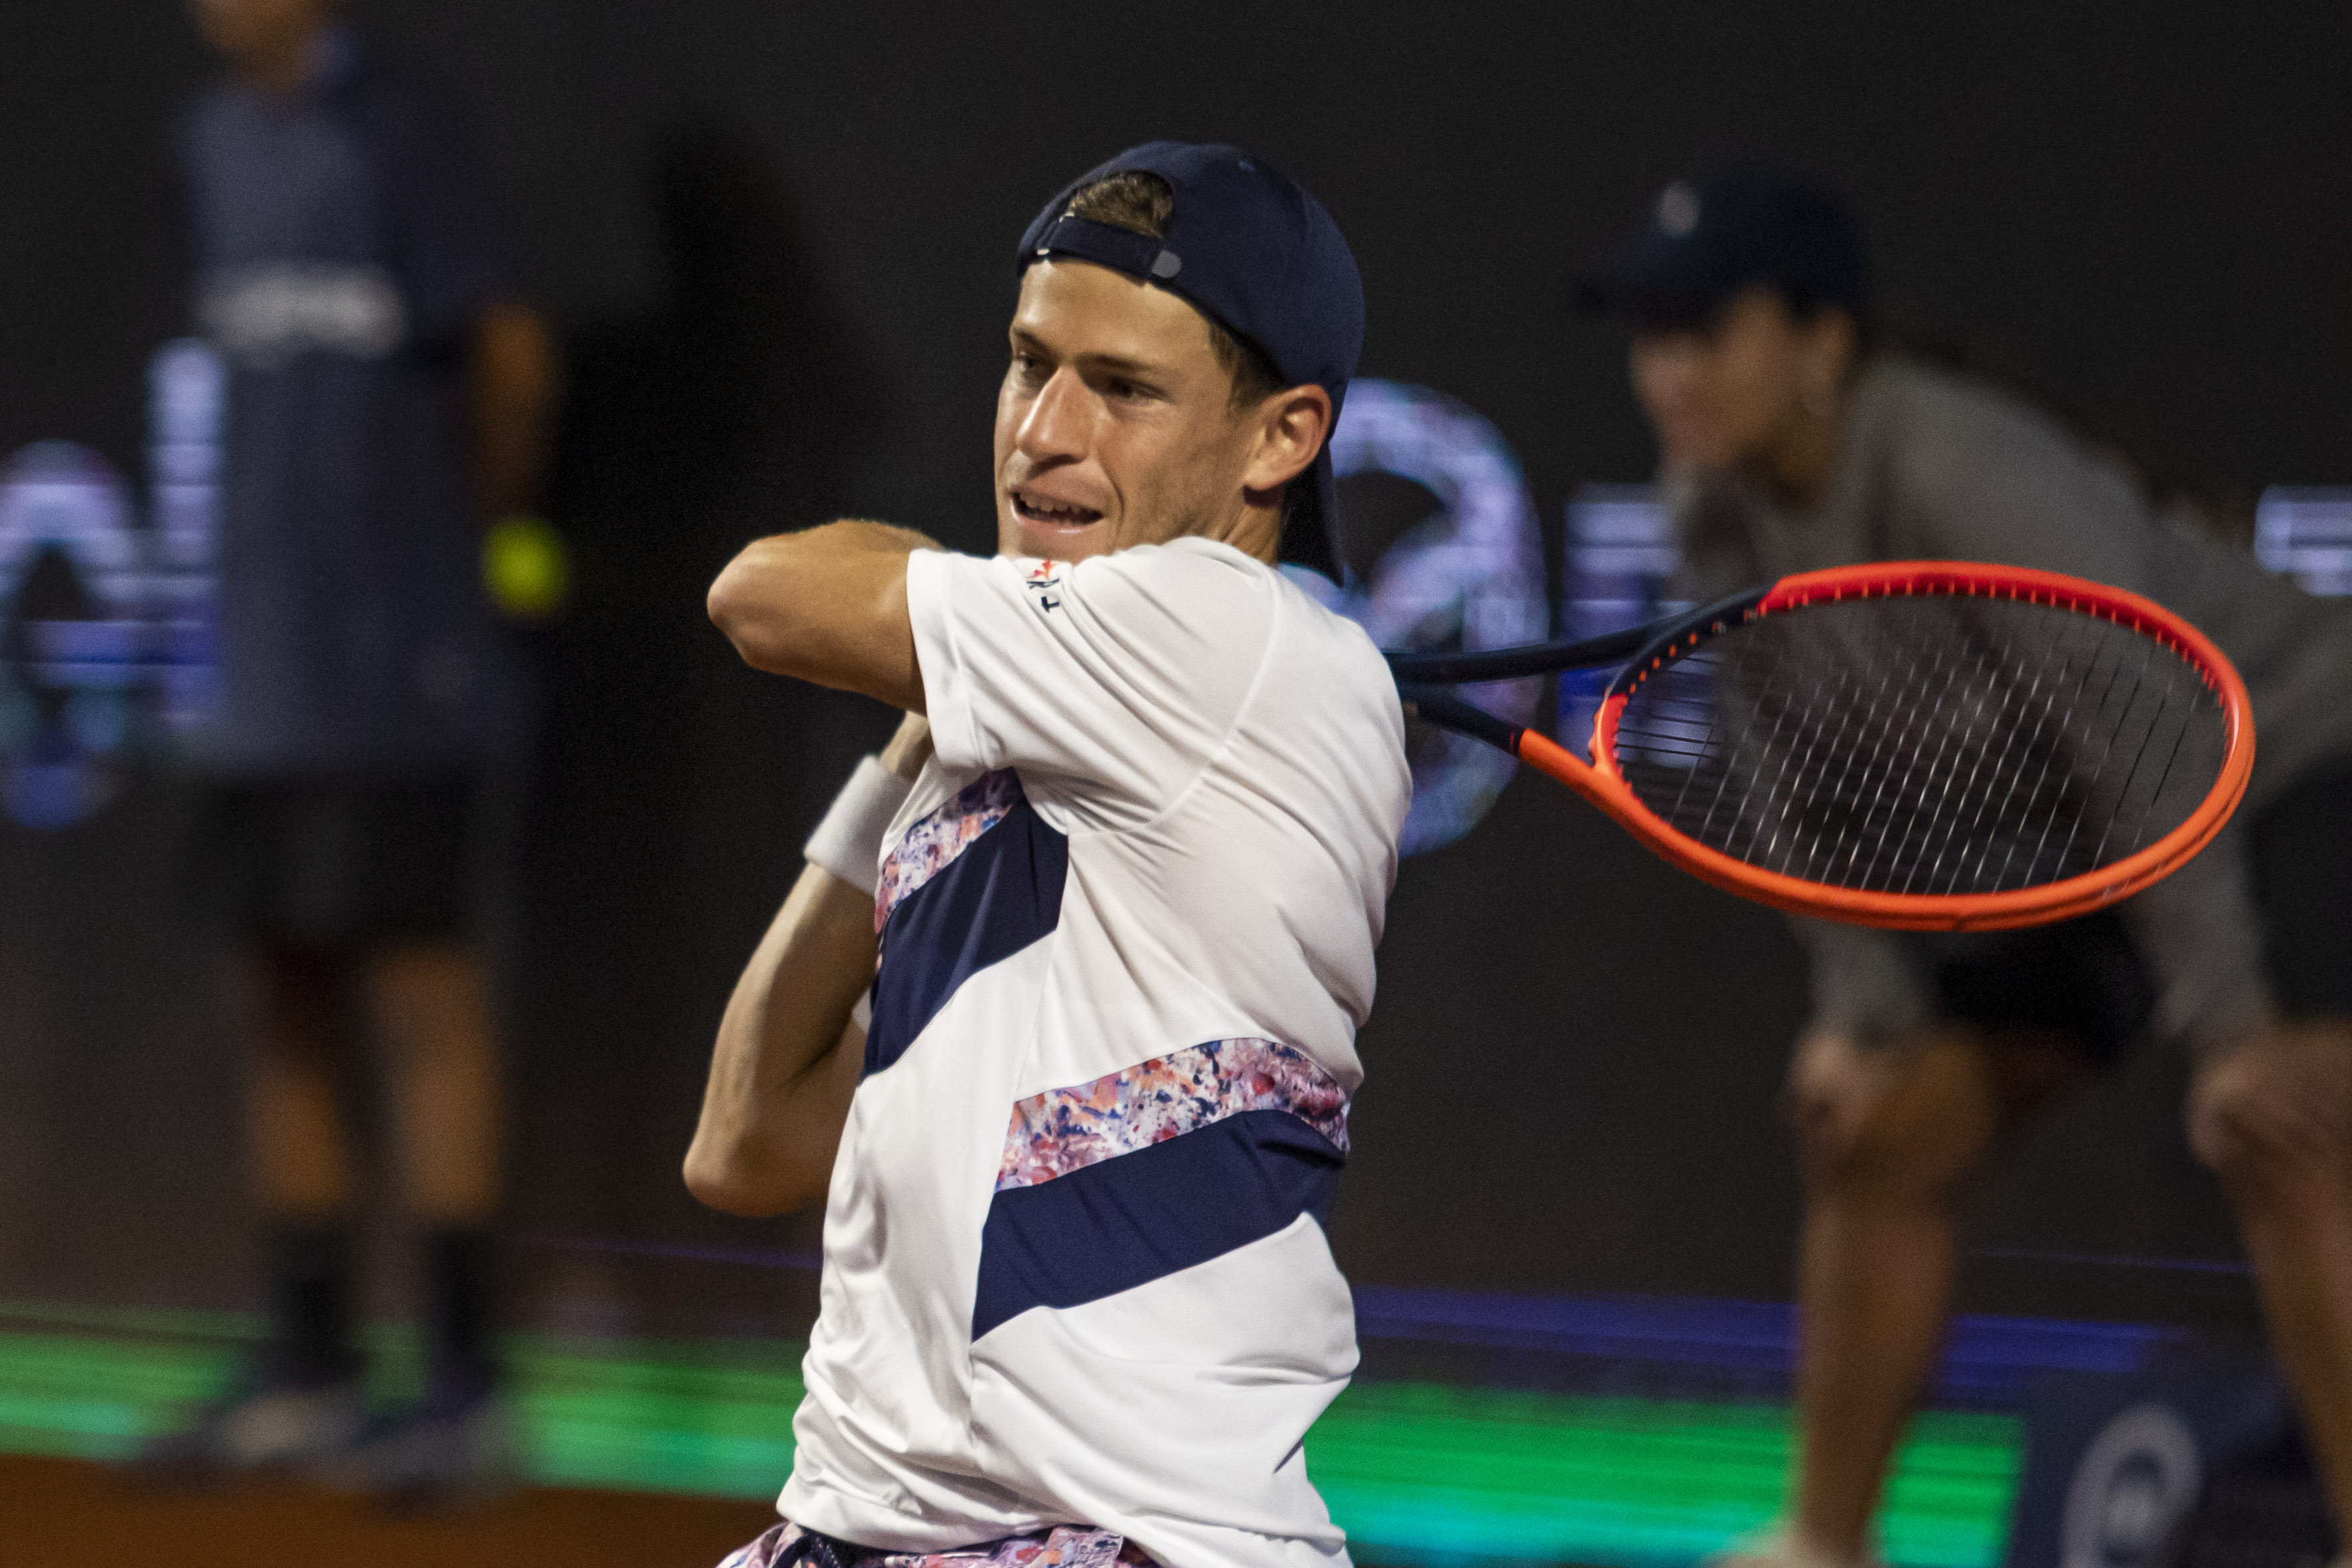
left=874, top=768, right=1024, bottom=934
left=996, top=1038, right=1350, bottom=1192
left=718, top=1522, right=1152, bottom=1568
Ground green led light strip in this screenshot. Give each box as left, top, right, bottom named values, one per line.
left=0, top=1303, right=2019, bottom=1566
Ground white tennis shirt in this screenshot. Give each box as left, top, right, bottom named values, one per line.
left=778, top=536, right=1411, bottom=1568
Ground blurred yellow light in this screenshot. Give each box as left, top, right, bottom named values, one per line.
left=483, top=514, right=568, bottom=620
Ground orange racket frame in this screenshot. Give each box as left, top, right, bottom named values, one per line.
left=1483, top=562, right=2254, bottom=932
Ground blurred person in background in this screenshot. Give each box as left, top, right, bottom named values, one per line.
left=1584, top=166, right=2352, bottom=1567
left=144, top=0, right=556, bottom=1498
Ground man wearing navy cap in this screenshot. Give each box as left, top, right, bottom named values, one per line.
left=685, top=143, right=1410, bottom=1568
left=1587, top=167, right=2352, bottom=1567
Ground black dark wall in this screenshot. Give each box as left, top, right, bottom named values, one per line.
left=2, top=1, right=2342, bottom=1334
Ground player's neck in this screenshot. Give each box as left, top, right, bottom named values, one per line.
left=1193, top=499, right=1284, bottom=567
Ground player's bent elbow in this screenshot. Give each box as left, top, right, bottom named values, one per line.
left=706, top=554, right=795, bottom=672
left=682, top=1137, right=826, bottom=1219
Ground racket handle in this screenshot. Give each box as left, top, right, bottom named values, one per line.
left=1400, top=686, right=1614, bottom=813
left=1396, top=685, right=1526, bottom=750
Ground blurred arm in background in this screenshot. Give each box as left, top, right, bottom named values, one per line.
left=471, top=299, right=558, bottom=520
left=685, top=711, right=930, bottom=1216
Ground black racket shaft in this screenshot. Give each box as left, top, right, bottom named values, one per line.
left=1383, top=586, right=1763, bottom=684
left=1384, top=626, right=1650, bottom=683
left=1396, top=685, right=1527, bottom=752
left=1390, top=587, right=1765, bottom=756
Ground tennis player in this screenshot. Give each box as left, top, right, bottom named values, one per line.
left=1585, top=166, right=2352, bottom=1567
left=687, top=143, right=1409, bottom=1568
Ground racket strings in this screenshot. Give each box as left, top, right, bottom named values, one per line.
left=1610, top=594, right=2225, bottom=896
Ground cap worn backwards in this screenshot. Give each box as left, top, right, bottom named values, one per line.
left=1016, top=141, right=1364, bottom=582
left=1580, top=163, right=1868, bottom=332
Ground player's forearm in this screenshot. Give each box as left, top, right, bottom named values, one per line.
left=684, top=862, right=875, bottom=1217
left=685, top=715, right=931, bottom=1216
left=707, top=521, right=938, bottom=709
left=470, top=301, right=559, bottom=519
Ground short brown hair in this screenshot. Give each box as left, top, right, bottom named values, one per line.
left=1065, top=172, right=1287, bottom=412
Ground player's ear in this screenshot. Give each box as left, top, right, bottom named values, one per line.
left=1243, top=384, right=1333, bottom=494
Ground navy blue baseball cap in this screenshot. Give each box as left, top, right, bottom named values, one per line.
left=1016, top=141, right=1364, bottom=582
left=1581, top=165, right=1868, bottom=330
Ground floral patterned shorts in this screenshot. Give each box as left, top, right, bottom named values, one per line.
left=717, top=1522, right=1153, bottom=1568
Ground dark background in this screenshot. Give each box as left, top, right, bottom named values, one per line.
left=3, top=0, right=2346, bottom=1342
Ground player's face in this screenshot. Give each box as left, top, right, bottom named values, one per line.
left=189, top=0, right=335, bottom=70
left=1629, top=289, right=1848, bottom=474
left=994, top=260, right=1264, bottom=563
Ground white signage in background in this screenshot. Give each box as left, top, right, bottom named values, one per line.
left=2254, top=486, right=2352, bottom=597
left=147, top=339, right=226, bottom=735
left=2059, top=1401, right=2203, bottom=1568
left=0, top=340, right=225, bottom=830
left=1301, top=380, right=1548, bottom=856
left=198, top=263, right=407, bottom=369
left=0, top=443, right=143, bottom=828
left=1558, top=484, right=1681, bottom=753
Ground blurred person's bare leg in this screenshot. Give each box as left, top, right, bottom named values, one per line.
left=370, top=942, right=504, bottom=1224
left=1785, top=1029, right=2073, bottom=1560
left=368, top=940, right=506, bottom=1407
left=250, top=943, right=356, bottom=1218
left=2190, top=1020, right=2352, bottom=1537
left=246, top=942, right=366, bottom=1390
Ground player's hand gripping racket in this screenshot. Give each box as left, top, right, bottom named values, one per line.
left=1389, top=562, right=2254, bottom=931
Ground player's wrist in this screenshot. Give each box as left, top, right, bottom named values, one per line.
left=804, top=755, right=915, bottom=896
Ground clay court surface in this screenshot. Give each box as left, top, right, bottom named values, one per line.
left=0, top=1453, right=781, bottom=1568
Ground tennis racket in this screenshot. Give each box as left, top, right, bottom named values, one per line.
left=1388, top=561, right=2254, bottom=932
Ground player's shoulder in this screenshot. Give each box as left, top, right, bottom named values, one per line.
left=1076, top=538, right=1391, bottom=695
left=1260, top=565, right=1405, bottom=723
left=1051, top=535, right=1278, bottom=626
left=1075, top=534, right=1271, bottom=589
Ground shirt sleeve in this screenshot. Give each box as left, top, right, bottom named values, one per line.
left=905, top=543, right=1278, bottom=829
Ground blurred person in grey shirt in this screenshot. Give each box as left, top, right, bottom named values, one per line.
left=1585, top=166, right=2352, bottom=1568
left=146, top=0, right=556, bottom=1498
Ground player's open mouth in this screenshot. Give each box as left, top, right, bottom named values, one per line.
left=1010, top=489, right=1104, bottom=530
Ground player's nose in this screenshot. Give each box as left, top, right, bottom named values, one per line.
left=1013, top=366, right=1094, bottom=466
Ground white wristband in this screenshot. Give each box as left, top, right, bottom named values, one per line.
left=804, top=756, right=914, bottom=896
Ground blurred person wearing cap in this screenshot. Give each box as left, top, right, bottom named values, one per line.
left=143, top=0, right=556, bottom=1498
left=1586, top=166, right=2352, bottom=1566
left=686, top=143, right=1408, bottom=1568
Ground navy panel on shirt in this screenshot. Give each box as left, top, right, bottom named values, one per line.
left=865, top=789, right=1068, bottom=1076
left=972, top=1109, right=1345, bottom=1340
